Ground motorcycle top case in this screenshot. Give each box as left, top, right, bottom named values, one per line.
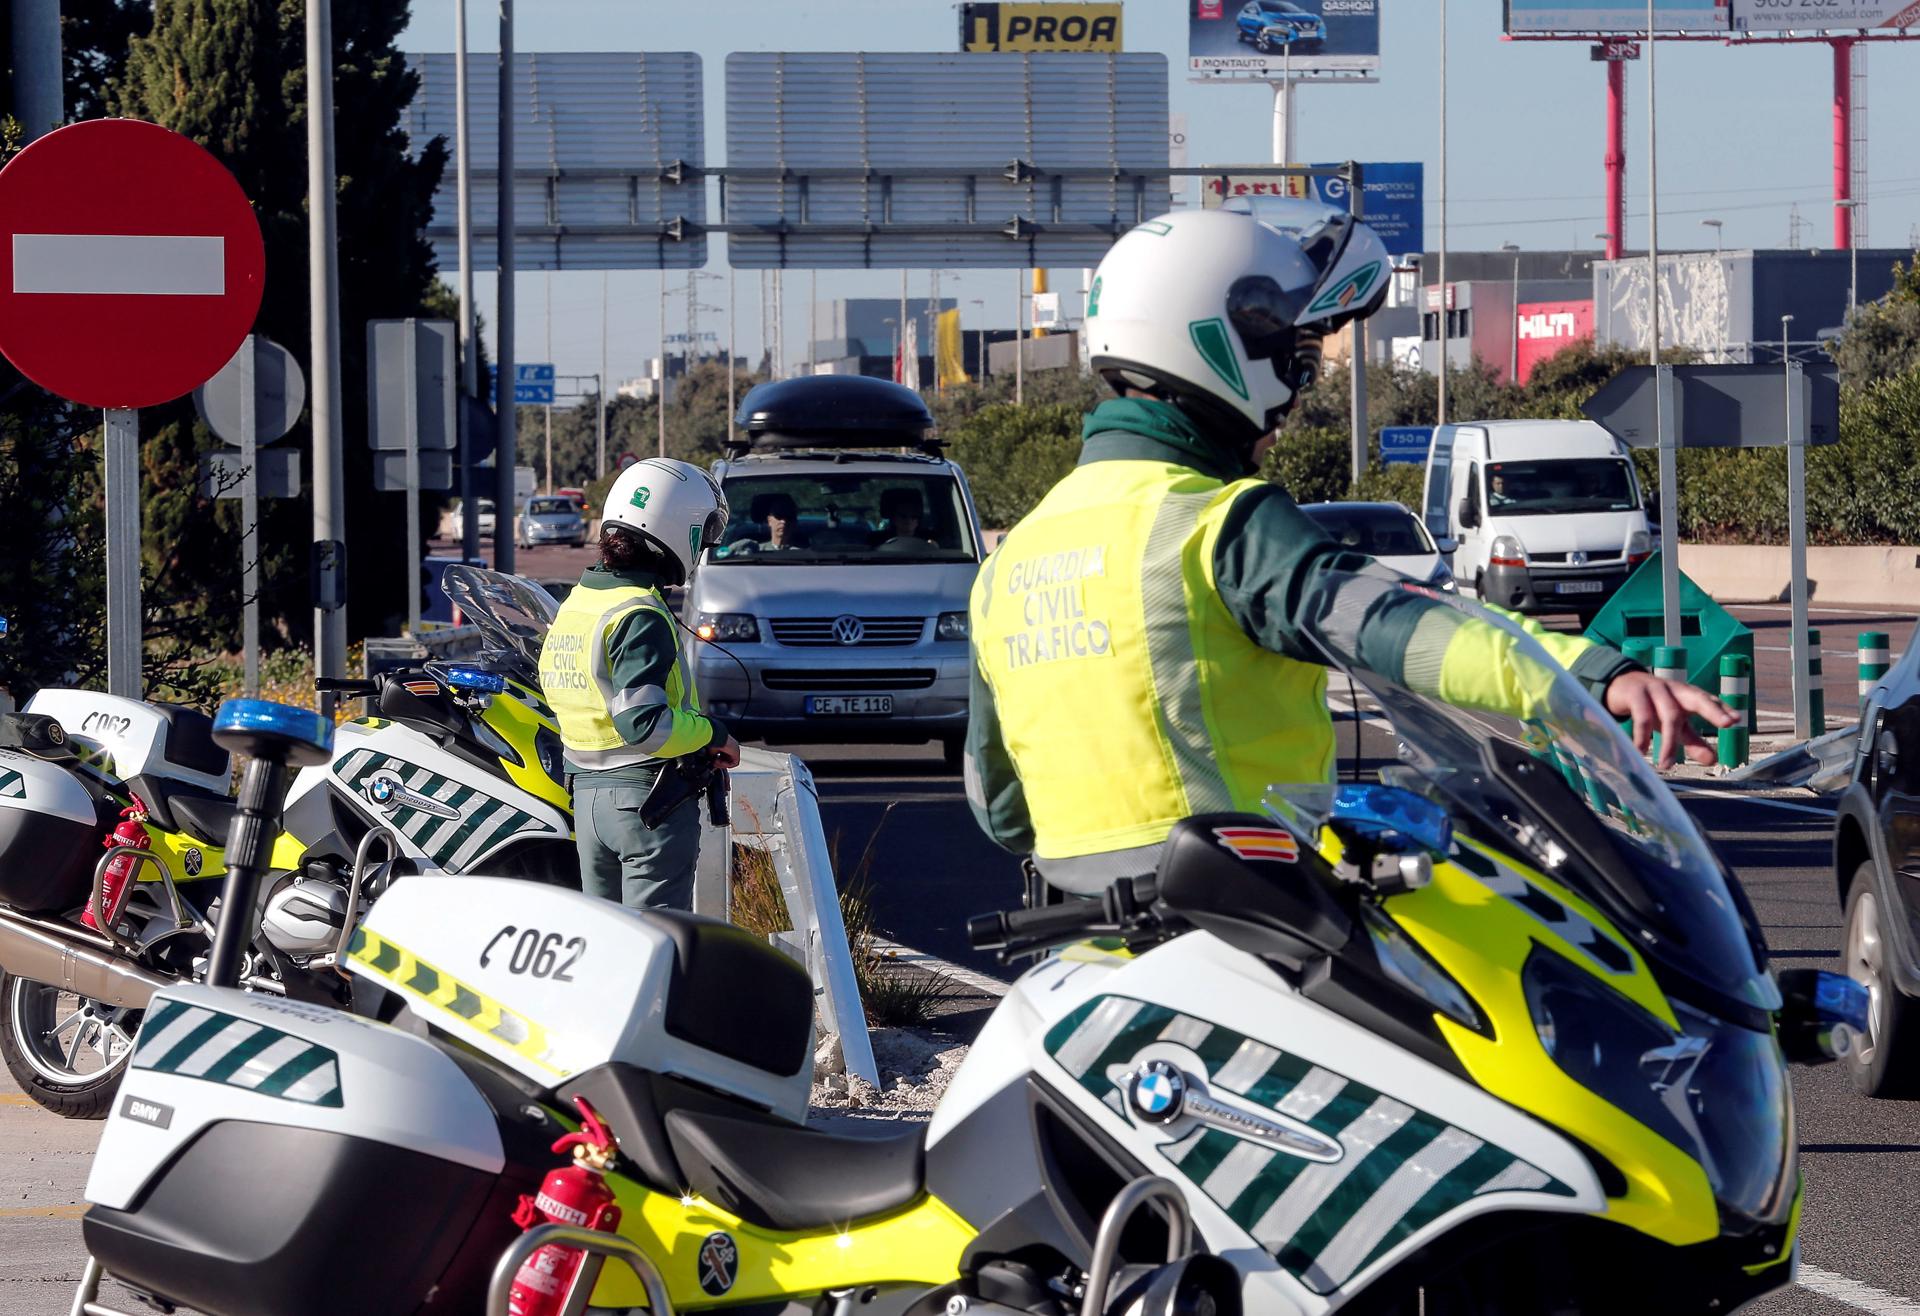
left=0, top=748, right=104, bottom=911
left=23, top=689, right=231, bottom=794
left=85, top=984, right=516, bottom=1316
left=346, top=875, right=816, bottom=1121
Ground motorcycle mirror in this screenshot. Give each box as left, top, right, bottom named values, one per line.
left=1776, top=968, right=1869, bottom=1065
left=1330, top=783, right=1453, bottom=857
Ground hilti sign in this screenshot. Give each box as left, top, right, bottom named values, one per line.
left=0, top=119, right=266, bottom=409
left=1515, top=299, right=1594, bottom=384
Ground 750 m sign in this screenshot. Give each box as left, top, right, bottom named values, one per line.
left=961, top=2, right=1123, bottom=51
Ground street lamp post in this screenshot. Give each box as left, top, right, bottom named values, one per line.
left=1701, top=218, right=1723, bottom=251
left=1500, top=242, right=1520, bottom=385
left=1838, top=199, right=1863, bottom=315
left=969, top=299, right=986, bottom=381
left=884, top=318, right=898, bottom=382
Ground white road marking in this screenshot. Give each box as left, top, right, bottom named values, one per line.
left=1734, top=604, right=1913, bottom=619
left=1799, top=1264, right=1920, bottom=1315
left=871, top=937, right=1008, bottom=998
left=1673, top=786, right=1835, bottom=817
left=12, top=233, right=225, bottom=295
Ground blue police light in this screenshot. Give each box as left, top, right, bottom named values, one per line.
left=439, top=666, right=508, bottom=695
left=1330, top=783, right=1453, bottom=856
left=0, top=616, right=9, bottom=636
left=212, top=699, right=335, bottom=766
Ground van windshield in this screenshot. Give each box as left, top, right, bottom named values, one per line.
left=1485, top=458, right=1640, bottom=516
left=709, top=472, right=978, bottom=565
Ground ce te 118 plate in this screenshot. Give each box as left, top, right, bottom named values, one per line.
left=1555, top=580, right=1605, bottom=595
left=805, top=695, right=894, bottom=716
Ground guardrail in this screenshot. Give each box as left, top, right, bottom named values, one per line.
left=693, top=745, right=879, bottom=1088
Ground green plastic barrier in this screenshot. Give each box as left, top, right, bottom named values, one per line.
left=1582, top=552, right=1757, bottom=734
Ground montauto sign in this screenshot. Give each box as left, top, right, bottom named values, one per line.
left=961, top=2, right=1124, bottom=51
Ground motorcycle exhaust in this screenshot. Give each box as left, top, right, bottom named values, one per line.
left=0, top=905, right=172, bottom=1009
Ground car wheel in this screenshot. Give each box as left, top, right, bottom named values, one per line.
left=1844, top=863, right=1920, bottom=1098
left=1255, top=31, right=1274, bottom=52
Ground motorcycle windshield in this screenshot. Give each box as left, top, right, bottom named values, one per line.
left=440, top=566, right=560, bottom=679
left=1292, top=569, right=1778, bottom=1019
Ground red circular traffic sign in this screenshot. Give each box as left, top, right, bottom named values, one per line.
left=0, top=119, right=266, bottom=410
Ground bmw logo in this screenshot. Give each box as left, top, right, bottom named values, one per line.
left=369, top=775, right=397, bottom=804
left=1128, top=1059, right=1187, bottom=1124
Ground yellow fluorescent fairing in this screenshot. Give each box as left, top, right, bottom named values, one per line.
left=138, top=827, right=227, bottom=883
left=1373, top=839, right=1723, bottom=1248
left=588, top=1184, right=974, bottom=1308
left=482, top=686, right=571, bottom=815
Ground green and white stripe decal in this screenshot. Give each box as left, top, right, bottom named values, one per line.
left=333, top=747, right=554, bottom=870
left=1046, top=995, right=1573, bottom=1296
left=132, top=999, right=342, bottom=1107
left=0, top=767, right=24, bottom=799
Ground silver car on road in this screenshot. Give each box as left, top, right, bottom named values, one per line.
left=519, top=494, right=587, bottom=548
left=686, top=377, right=983, bottom=763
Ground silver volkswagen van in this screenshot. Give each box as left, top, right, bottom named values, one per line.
left=686, top=376, right=984, bottom=764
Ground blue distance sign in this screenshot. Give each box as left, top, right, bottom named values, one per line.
left=1504, top=1, right=1729, bottom=33
left=1379, top=426, right=1435, bottom=466
left=488, top=362, right=556, bottom=405
left=1304, top=162, right=1423, bottom=259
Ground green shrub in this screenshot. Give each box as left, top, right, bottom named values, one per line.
left=943, top=402, right=1083, bottom=529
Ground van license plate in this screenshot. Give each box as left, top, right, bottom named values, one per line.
left=805, top=696, right=894, bottom=716
left=1555, top=581, right=1605, bottom=595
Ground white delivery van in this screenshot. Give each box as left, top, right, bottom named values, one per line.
left=1421, top=420, right=1652, bottom=617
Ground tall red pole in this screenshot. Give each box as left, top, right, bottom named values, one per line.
left=1833, top=38, right=1853, bottom=250
left=1605, top=57, right=1626, bottom=261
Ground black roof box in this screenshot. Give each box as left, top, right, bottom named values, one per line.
left=730, top=376, right=938, bottom=455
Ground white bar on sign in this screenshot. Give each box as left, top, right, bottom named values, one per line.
left=12, top=233, right=225, bottom=295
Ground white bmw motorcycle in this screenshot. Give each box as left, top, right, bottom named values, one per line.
left=71, top=573, right=1861, bottom=1316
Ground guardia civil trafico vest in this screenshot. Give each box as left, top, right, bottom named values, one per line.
left=539, top=583, right=706, bottom=770
left=970, top=461, right=1332, bottom=885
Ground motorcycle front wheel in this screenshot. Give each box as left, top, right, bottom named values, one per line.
left=0, top=972, right=141, bottom=1119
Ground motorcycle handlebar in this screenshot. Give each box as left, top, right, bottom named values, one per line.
left=316, top=677, right=379, bottom=696
left=967, top=875, right=1160, bottom=957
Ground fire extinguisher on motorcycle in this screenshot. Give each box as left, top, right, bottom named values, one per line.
left=507, top=1096, right=622, bottom=1316
left=81, top=797, right=151, bottom=932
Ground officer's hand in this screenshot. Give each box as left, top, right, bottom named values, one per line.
left=711, top=735, right=741, bottom=769
left=1604, top=671, right=1737, bottom=771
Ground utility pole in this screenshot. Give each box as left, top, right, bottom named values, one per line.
left=657, top=272, right=667, bottom=457
left=543, top=273, right=552, bottom=493
left=809, top=270, right=818, bottom=375
left=308, top=0, right=348, bottom=695
left=493, top=0, right=517, bottom=575
left=727, top=268, right=737, bottom=445
left=1646, top=0, right=1678, bottom=649
left=1015, top=267, right=1025, bottom=405
left=455, top=0, right=480, bottom=563
left=598, top=269, right=609, bottom=479
left=10, top=0, right=62, bottom=141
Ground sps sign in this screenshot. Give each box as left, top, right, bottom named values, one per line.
left=1515, top=299, right=1594, bottom=384
left=961, top=3, right=1123, bottom=50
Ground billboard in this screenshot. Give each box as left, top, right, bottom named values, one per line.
left=1503, top=1, right=1728, bottom=32
left=1733, top=0, right=1920, bottom=30
left=1190, top=0, right=1381, bottom=76
left=1516, top=299, right=1595, bottom=383
left=1201, top=161, right=1423, bottom=258
left=961, top=3, right=1124, bottom=50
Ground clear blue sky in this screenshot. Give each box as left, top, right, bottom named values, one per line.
left=398, top=1, right=1920, bottom=391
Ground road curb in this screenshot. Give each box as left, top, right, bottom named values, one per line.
left=872, top=937, right=1009, bottom=998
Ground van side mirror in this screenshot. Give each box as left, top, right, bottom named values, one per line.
left=1435, top=536, right=1459, bottom=555
left=1456, top=499, right=1478, bottom=530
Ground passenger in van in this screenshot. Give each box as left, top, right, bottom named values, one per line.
left=874, top=488, right=938, bottom=548
left=728, top=492, right=809, bottom=553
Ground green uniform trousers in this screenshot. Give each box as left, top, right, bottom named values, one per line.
left=572, top=779, right=701, bottom=912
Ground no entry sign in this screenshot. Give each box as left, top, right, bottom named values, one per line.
left=0, top=119, right=266, bottom=410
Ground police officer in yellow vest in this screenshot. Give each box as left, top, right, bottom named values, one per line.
left=540, top=458, right=740, bottom=911
left=966, top=206, right=1734, bottom=894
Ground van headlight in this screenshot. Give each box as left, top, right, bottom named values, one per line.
left=1489, top=534, right=1527, bottom=568
left=1627, top=530, right=1652, bottom=565
left=936, top=611, right=970, bottom=641
left=695, top=613, right=759, bottom=643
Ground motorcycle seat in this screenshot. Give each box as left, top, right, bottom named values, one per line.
left=664, top=1107, right=926, bottom=1231
left=128, top=774, right=239, bottom=847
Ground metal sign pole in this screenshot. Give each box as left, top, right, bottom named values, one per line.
left=404, top=319, right=423, bottom=635
left=309, top=0, right=349, bottom=704
left=1787, top=357, right=1812, bottom=739
left=103, top=408, right=142, bottom=698
left=1348, top=162, right=1368, bottom=488
left=240, top=335, right=260, bottom=697
left=493, top=0, right=517, bottom=577
left=1656, top=364, right=1680, bottom=647
left=455, top=0, right=480, bottom=565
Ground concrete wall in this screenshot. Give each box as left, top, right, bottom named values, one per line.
left=1677, top=544, right=1920, bottom=609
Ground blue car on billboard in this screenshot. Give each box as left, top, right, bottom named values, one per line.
left=1235, top=0, right=1325, bottom=52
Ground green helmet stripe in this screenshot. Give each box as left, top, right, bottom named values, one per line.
left=1188, top=318, right=1249, bottom=401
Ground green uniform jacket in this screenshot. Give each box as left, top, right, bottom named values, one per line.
left=965, top=398, right=1640, bottom=855
left=563, top=564, right=726, bottom=788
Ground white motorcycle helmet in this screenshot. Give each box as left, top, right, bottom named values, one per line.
left=1086, top=202, right=1391, bottom=454
left=601, top=458, right=729, bottom=584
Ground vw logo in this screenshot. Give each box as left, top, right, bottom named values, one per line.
left=1127, top=1059, right=1187, bottom=1124
left=831, top=615, right=865, bottom=646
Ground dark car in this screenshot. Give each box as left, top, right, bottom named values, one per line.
left=1834, top=634, right=1920, bottom=1096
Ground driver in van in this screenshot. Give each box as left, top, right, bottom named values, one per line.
left=875, top=488, right=938, bottom=547
left=727, top=492, right=808, bottom=554
left=964, top=208, right=1735, bottom=894
left=540, top=458, right=740, bottom=912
